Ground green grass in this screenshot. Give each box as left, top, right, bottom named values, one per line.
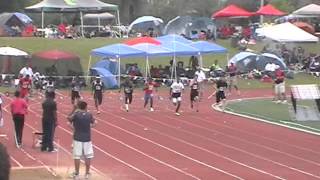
left=0, top=37, right=319, bottom=86
left=226, top=98, right=320, bottom=133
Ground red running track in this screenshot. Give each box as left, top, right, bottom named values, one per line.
left=1, top=88, right=320, bottom=180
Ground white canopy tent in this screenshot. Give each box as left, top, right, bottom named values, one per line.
left=292, top=4, right=320, bottom=16
left=256, top=22, right=319, bottom=42
left=0, top=47, right=28, bottom=56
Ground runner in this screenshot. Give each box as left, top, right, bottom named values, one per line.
left=170, top=78, right=184, bottom=116
left=227, top=62, right=240, bottom=95
left=195, top=67, right=206, bottom=100
left=71, top=76, right=81, bottom=105
left=143, top=78, right=157, bottom=112
left=92, top=76, right=104, bottom=114
left=19, top=74, right=32, bottom=99
left=274, top=66, right=287, bottom=104
left=121, top=78, right=134, bottom=112
left=208, top=76, right=228, bottom=111
left=189, top=75, right=200, bottom=112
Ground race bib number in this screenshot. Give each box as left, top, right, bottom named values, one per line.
left=125, top=87, right=131, bottom=93
left=192, top=84, right=198, bottom=89
left=219, top=87, right=224, bottom=91
left=148, top=85, right=153, bottom=90
left=96, top=86, right=101, bottom=91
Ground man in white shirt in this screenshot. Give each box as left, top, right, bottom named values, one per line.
left=195, top=67, right=206, bottom=99
left=170, top=78, right=184, bottom=116
left=19, top=64, right=34, bottom=79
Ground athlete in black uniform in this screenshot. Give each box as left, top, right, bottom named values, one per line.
left=190, top=75, right=200, bottom=112
left=208, top=76, right=228, bottom=111
left=92, top=76, right=104, bottom=114
left=71, top=76, right=81, bottom=105
left=121, top=78, right=134, bottom=112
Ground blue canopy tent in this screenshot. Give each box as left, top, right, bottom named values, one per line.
left=131, top=43, right=171, bottom=77
left=90, top=43, right=146, bottom=87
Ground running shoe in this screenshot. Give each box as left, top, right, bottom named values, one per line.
left=175, top=112, right=180, bottom=116
left=150, top=108, right=154, bottom=112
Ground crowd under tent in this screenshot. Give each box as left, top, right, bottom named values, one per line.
left=128, top=16, right=164, bottom=36
left=0, top=12, right=33, bottom=36
left=25, top=0, right=119, bottom=36
left=31, top=50, right=83, bottom=76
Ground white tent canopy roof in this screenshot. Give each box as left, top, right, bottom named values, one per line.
left=83, top=12, right=115, bottom=19
left=292, top=4, right=320, bottom=15
left=256, top=22, right=319, bottom=42
left=0, top=47, right=28, bottom=56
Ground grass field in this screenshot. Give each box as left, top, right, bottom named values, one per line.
left=226, top=98, right=320, bottom=133
left=1, top=37, right=319, bottom=72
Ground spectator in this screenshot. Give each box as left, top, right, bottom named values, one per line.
left=68, top=101, right=96, bottom=179
left=195, top=67, right=206, bottom=99
left=41, top=91, right=57, bottom=152
left=19, top=64, right=33, bottom=79
left=0, top=143, right=10, bottom=180
left=273, top=66, right=286, bottom=103
left=10, top=91, right=28, bottom=148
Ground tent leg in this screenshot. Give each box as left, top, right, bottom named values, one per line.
left=260, top=0, right=264, bottom=24
left=87, top=56, right=92, bottom=83
left=80, top=11, right=84, bottom=37
left=118, top=57, right=121, bottom=88
left=117, top=10, right=121, bottom=26
left=41, top=10, right=44, bottom=29
left=98, top=17, right=101, bottom=32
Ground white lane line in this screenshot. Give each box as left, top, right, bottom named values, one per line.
left=57, top=91, right=243, bottom=180
left=26, top=99, right=153, bottom=180
left=10, top=156, right=23, bottom=168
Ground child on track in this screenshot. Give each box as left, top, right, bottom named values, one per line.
left=189, top=75, right=200, bottom=112
left=70, top=76, right=81, bottom=105
left=120, top=78, right=134, bottom=112
left=143, top=78, right=157, bottom=112
left=208, top=76, right=228, bottom=111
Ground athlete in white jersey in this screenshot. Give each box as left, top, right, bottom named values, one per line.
left=170, top=78, right=184, bottom=116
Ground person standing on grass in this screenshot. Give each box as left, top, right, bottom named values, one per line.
left=208, top=76, right=228, bottom=111
left=143, top=78, right=157, bottom=112
left=273, top=66, right=287, bottom=104
left=92, top=76, right=104, bottom=114
left=120, top=78, right=134, bottom=112
left=41, top=91, right=57, bottom=152
left=190, top=75, right=200, bottom=112
left=10, top=91, right=28, bottom=148
left=227, top=62, right=240, bottom=96
left=170, top=78, right=184, bottom=116
left=71, top=76, right=81, bottom=105
left=68, top=101, right=96, bottom=179
left=19, top=74, right=32, bottom=99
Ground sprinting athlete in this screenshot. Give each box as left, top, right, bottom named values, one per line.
left=189, top=75, right=199, bottom=112
left=92, top=76, right=104, bottom=114
left=71, top=77, right=81, bottom=105
left=208, top=76, right=228, bottom=111
left=121, top=78, right=134, bottom=112
left=170, top=78, right=184, bottom=116
left=143, top=78, right=156, bottom=112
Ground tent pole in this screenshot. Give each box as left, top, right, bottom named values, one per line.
left=118, top=57, right=121, bottom=88
left=260, top=0, right=264, bottom=24
left=87, top=55, right=92, bottom=83
left=41, top=10, right=44, bottom=29
left=80, top=11, right=84, bottom=37
left=98, top=16, right=101, bottom=32
left=117, top=10, right=121, bottom=26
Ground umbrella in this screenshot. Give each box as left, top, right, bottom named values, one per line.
left=124, top=37, right=161, bottom=46
left=293, top=22, right=315, bottom=34
left=128, top=16, right=164, bottom=32
left=0, top=47, right=28, bottom=56
left=32, top=50, right=79, bottom=61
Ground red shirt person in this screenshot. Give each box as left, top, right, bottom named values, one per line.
left=143, top=78, right=157, bottom=111
left=10, top=91, right=28, bottom=148
left=19, top=75, right=32, bottom=98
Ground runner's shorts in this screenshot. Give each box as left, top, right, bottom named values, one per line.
left=172, top=93, right=182, bottom=103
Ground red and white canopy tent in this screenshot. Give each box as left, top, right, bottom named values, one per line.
left=212, top=4, right=254, bottom=18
